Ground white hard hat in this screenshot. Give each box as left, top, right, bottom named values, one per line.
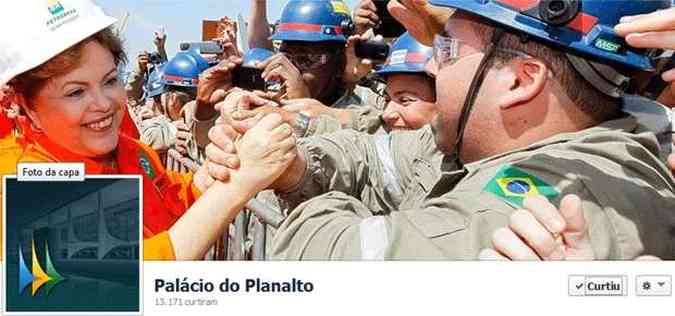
left=0, top=0, right=117, bottom=86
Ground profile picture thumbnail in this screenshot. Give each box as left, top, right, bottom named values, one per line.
left=3, top=177, right=141, bottom=314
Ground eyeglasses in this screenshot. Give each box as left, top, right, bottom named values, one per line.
left=432, top=34, right=468, bottom=69
left=283, top=53, right=331, bottom=72
left=432, top=34, right=538, bottom=70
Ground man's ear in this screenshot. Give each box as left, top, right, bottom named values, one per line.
left=167, top=92, right=178, bottom=109
left=497, top=58, right=549, bottom=110
left=14, top=93, right=42, bottom=130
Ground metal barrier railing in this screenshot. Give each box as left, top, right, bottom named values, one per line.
left=221, top=198, right=285, bottom=261
left=165, top=148, right=199, bottom=173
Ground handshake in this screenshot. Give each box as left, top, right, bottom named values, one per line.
left=193, top=89, right=303, bottom=195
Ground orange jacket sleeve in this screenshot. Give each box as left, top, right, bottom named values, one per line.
left=165, top=170, right=202, bottom=209
left=143, top=231, right=176, bottom=260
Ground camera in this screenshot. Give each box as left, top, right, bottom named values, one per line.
left=179, top=41, right=224, bottom=55
left=355, top=40, right=390, bottom=62
left=372, top=0, right=406, bottom=38
left=233, top=66, right=269, bottom=92
left=148, top=52, right=163, bottom=65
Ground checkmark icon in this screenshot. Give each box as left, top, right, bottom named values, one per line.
left=576, top=283, right=584, bottom=290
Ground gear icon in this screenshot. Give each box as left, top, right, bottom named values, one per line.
left=642, top=281, right=652, bottom=291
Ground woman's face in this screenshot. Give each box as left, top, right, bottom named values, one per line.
left=25, top=41, right=125, bottom=158
left=383, top=73, right=437, bottom=131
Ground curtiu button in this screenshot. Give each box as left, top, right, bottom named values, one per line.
left=569, top=275, right=627, bottom=296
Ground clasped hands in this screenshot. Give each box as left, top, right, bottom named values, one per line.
left=193, top=90, right=300, bottom=194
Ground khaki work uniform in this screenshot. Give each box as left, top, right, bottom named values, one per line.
left=249, top=127, right=439, bottom=258
left=179, top=100, right=207, bottom=164
left=235, top=87, right=387, bottom=259
left=305, top=106, right=387, bottom=137
left=283, top=97, right=672, bottom=215
left=282, top=125, right=444, bottom=212
left=305, top=83, right=388, bottom=136
left=140, top=114, right=177, bottom=155
left=270, top=116, right=675, bottom=260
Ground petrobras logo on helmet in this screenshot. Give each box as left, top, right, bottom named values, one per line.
left=45, top=0, right=80, bottom=31
left=389, top=49, right=408, bottom=65
left=47, top=0, right=64, bottom=14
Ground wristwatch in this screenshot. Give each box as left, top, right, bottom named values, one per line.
left=293, top=112, right=311, bottom=137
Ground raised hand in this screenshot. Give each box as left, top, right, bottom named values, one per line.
left=479, top=195, right=595, bottom=261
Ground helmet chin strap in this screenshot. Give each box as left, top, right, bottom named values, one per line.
left=452, top=28, right=505, bottom=168
left=565, top=53, right=630, bottom=99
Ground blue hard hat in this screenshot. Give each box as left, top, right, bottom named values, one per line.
left=428, top=0, right=671, bottom=71
left=162, top=51, right=210, bottom=89
left=271, top=0, right=354, bottom=43
left=242, top=48, right=275, bottom=68
left=145, top=63, right=166, bottom=98
left=376, top=32, right=433, bottom=78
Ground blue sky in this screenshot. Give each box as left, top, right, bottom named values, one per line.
left=98, top=0, right=360, bottom=67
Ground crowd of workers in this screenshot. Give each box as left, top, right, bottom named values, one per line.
left=2, top=0, right=675, bottom=261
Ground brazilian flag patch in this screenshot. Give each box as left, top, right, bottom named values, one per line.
left=139, top=152, right=156, bottom=180
left=483, top=165, right=559, bottom=207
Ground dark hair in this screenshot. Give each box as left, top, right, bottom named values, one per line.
left=11, top=27, right=127, bottom=105
left=474, top=22, right=622, bottom=122
left=165, top=86, right=196, bottom=104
